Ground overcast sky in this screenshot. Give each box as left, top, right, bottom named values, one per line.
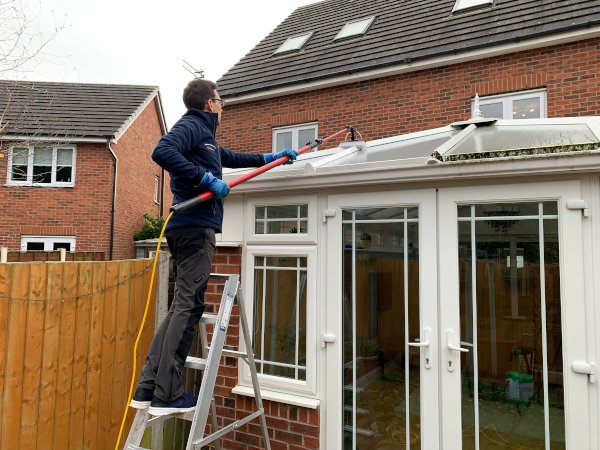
left=11, top=0, right=317, bottom=127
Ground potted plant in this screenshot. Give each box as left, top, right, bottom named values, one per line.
left=358, top=232, right=372, bottom=249
left=357, top=337, right=382, bottom=374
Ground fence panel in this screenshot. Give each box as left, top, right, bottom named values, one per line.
left=0, top=259, right=156, bottom=450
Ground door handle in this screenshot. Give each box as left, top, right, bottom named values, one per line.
left=408, top=327, right=432, bottom=369
left=446, top=329, right=468, bottom=372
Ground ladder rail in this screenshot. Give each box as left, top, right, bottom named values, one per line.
left=124, top=273, right=271, bottom=450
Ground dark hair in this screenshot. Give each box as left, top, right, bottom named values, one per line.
left=182, top=79, right=218, bottom=110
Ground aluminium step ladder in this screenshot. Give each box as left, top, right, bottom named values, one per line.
left=124, top=273, right=271, bottom=450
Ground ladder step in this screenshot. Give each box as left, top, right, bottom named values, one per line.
left=184, top=356, right=207, bottom=370
left=200, top=313, right=217, bottom=324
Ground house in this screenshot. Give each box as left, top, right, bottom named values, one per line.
left=188, top=1, right=600, bottom=449
left=0, top=80, right=170, bottom=260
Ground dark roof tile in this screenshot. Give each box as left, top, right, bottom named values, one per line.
left=218, top=0, right=600, bottom=97
left=0, top=80, right=158, bottom=140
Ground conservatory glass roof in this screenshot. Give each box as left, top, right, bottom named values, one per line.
left=223, top=117, right=600, bottom=181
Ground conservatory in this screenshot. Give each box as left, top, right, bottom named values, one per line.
left=219, top=115, right=600, bottom=450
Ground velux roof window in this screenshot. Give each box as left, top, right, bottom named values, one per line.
left=452, top=0, right=493, bottom=14
left=274, top=32, right=313, bottom=55
left=333, top=16, right=375, bottom=41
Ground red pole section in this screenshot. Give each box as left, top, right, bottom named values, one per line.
left=171, top=127, right=350, bottom=213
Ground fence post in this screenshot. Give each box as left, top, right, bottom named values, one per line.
left=151, top=250, right=170, bottom=449
left=59, top=248, right=66, bottom=262
left=0, top=247, right=7, bottom=263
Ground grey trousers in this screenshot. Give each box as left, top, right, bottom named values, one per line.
left=138, top=226, right=215, bottom=402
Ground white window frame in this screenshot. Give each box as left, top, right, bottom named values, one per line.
left=272, top=122, right=318, bottom=153
left=475, top=89, right=547, bottom=120
left=21, top=236, right=76, bottom=252
left=6, top=144, right=76, bottom=187
left=246, top=194, right=318, bottom=245
left=153, top=176, right=160, bottom=204
left=239, top=244, right=318, bottom=399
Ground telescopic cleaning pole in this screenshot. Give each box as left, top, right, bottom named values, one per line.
left=170, top=126, right=353, bottom=214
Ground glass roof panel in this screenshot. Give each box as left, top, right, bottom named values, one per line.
left=444, top=124, right=599, bottom=160
left=331, top=130, right=459, bottom=165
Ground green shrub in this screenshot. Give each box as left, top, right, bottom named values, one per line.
left=134, top=212, right=166, bottom=241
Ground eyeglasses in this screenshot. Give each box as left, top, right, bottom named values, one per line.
left=210, top=98, right=225, bottom=107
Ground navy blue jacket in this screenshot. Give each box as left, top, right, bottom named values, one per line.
left=152, top=109, right=265, bottom=232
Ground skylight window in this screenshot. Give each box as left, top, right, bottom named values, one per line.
left=452, top=0, right=493, bottom=13
left=334, top=16, right=375, bottom=41
left=274, top=32, right=313, bottom=55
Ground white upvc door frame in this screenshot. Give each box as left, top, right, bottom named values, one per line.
left=437, top=180, right=591, bottom=449
left=323, top=189, right=439, bottom=450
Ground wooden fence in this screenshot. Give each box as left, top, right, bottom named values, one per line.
left=0, top=258, right=159, bottom=450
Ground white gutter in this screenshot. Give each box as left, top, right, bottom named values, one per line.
left=224, top=26, right=600, bottom=105
left=2, top=135, right=111, bottom=143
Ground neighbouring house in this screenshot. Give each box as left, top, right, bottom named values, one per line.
left=0, top=80, right=170, bottom=260
left=181, top=1, right=600, bottom=449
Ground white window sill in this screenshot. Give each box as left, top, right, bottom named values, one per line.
left=232, top=385, right=320, bottom=409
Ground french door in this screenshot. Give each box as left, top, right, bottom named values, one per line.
left=324, top=182, right=591, bottom=449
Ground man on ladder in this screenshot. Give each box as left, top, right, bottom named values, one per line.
left=130, top=78, right=298, bottom=415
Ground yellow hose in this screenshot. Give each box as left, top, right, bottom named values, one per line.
left=114, top=211, right=173, bottom=450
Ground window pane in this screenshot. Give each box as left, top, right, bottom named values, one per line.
left=480, top=102, right=503, bottom=119
left=56, top=166, right=72, bottom=183
left=275, top=131, right=293, bottom=152
left=53, top=242, right=72, bottom=251
left=267, top=205, right=298, bottom=219
left=253, top=256, right=307, bottom=381
left=57, top=149, right=72, bottom=165
left=26, top=242, right=45, bottom=251
left=298, top=128, right=316, bottom=147
left=12, top=148, right=28, bottom=165
left=33, top=147, right=52, bottom=183
left=513, top=97, right=541, bottom=119
left=11, top=148, right=29, bottom=181
left=33, top=147, right=52, bottom=164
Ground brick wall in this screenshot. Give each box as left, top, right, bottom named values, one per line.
left=217, top=38, right=600, bottom=152
left=111, top=98, right=167, bottom=259
left=0, top=97, right=168, bottom=260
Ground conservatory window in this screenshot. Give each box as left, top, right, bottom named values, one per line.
left=240, top=245, right=318, bottom=399
left=255, top=204, right=308, bottom=235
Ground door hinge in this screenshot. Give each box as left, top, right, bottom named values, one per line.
left=323, top=209, right=336, bottom=223
left=571, top=361, right=597, bottom=383
left=567, top=199, right=589, bottom=218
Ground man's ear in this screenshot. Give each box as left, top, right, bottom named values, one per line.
left=204, top=100, right=213, bottom=113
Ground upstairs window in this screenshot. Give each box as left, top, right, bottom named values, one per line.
left=475, top=89, right=547, bottom=120
left=334, top=16, right=375, bottom=41
left=452, top=0, right=493, bottom=14
left=272, top=122, right=317, bottom=153
left=274, top=32, right=313, bottom=55
left=7, top=145, right=75, bottom=186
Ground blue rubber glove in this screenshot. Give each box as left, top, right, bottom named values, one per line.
left=263, top=148, right=298, bottom=165
left=200, top=171, right=230, bottom=199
